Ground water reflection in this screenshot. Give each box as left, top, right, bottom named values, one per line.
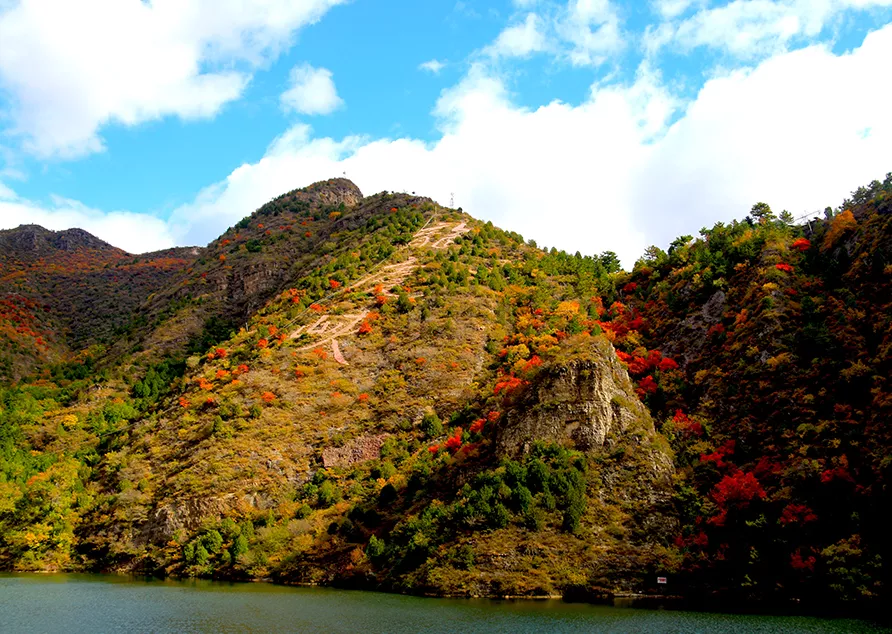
left=0, top=574, right=885, bottom=634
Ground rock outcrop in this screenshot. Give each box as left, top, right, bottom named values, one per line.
left=497, top=338, right=666, bottom=457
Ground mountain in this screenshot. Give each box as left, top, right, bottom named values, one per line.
left=0, top=173, right=890, bottom=612
left=0, top=224, right=200, bottom=380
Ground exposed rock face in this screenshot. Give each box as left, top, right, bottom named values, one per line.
left=495, top=337, right=675, bottom=516
left=496, top=338, right=660, bottom=457
left=144, top=495, right=238, bottom=543
left=658, top=289, right=726, bottom=365
left=322, top=434, right=390, bottom=469
left=303, top=178, right=364, bottom=208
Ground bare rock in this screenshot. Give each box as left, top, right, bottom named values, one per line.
left=322, top=433, right=390, bottom=468
left=495, top=338, right=658, bottom=457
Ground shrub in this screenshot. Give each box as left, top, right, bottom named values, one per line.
left=366, top=535, right=386, bottom=560
left=420, top=413, right=443, bottom=438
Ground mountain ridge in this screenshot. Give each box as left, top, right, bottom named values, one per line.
left=0, top=173, right=890, bottom=613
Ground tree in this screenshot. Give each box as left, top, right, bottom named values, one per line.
left=599, top=251, right=621, bottom=273
left=421, top=413, right=443, bottom=438
left=750, top=202, right=774, bottom=221
left=669, top=235, right=693, bottom=256
left=366, top=535, right=385, bottom=560
left=194, top=544, right=209, bottom=565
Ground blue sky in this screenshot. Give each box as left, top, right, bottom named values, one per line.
left=1, top=0, right=891, bottom=265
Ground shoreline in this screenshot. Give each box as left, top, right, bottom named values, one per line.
left=3, top=568, right=885, bottom=624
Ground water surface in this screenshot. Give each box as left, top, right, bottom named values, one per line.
left=0, top=573, right=885, bottom=633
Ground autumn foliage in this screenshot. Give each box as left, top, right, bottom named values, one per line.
left=444, top=428, right=463, bottom=453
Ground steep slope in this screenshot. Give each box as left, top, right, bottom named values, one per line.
left=0, top=225, right=199, bottom=380
left=79, top=205, right=674, bottom=597
left=0, top=186, right=675, bottom=598
left=616, top=173, right=892, bottom=606
left=117, top=178, right=398, bottom=360
left=1, top=174, right=890, bottom=612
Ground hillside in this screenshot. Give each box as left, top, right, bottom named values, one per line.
left=619, top=176, right=892, bottom=605
left=0, top=225, right=200, bottom=380
left=0, top=173, right=890, bottom=611
left=116, top=178, right=402, bottom=362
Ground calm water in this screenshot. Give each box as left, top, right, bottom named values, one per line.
left=0, top=574, right=886, bottom=634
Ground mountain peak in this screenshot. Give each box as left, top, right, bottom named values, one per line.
left=0, top=224, right=120, bottom=258
left=296, top=177, right=363, bottom=209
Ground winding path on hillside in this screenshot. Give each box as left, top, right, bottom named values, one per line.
left=288, top=221, right=469, bottom=355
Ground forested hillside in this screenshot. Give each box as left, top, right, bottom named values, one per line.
left=0, top=174, right=889, bottom=612
left=620, top=174, right=892, bottom=605
left=0, top=225, right=199, bottom=380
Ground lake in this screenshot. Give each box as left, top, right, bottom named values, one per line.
left=0, top=574, right=886, bottom=633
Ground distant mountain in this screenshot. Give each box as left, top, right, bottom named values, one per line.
left=0, top=224, right=200, bottom=380
left=0, top=225, right=119, bottom=258
left=0, top=173, right=890, bottom=614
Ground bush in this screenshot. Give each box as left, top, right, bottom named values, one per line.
left=450, top=544, right=475, bottom=570
left=317, top=481, right=339, bottom=508
left=488, top=502, right=510, bottom=529
left=524, top=508, right=545, bottom=531
left=202, top=530, right=223, bottom=554
left=366, top=535, right=385, bottom=560
left=230, top=534, right=249, bottom=561
left=420, top=413, right=443, bottom=438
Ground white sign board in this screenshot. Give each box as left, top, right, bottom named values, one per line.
left=656, top=576, right=667, bottom=585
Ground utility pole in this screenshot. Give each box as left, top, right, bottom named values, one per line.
left=450, top=192, right=455, bottom=208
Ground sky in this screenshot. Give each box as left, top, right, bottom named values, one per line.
left=0, top=0, right=890, bottom=266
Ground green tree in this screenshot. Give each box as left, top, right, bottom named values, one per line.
left=750, top=202, right=775, bottom=221
left=366, top=534, right=386, bottom=560
left=421, top=413, right=443, bottom=438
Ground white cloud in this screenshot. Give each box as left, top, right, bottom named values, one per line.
left=478, top=1, right=624, bottom=67
left=280, top=64, right=344, bottom=115
left=419, top=59, right=447, bottom=73
left=652, top=0, right=701, bottom=19
left=166, top=24, right=892, bottom=267
left=651, top=0, right=892, bottom=58
left=486, top=13, right=549, bottom=58
left=630, top=25, right=892, bottom=243
left=0, top=0, right=346, bottom=159
left=6, top=24, right=891, bottom=269
left=558, top=0, right=625, bottom=65
left=0, top=186, right=176, bottom=253
left=0, top=181, right=17, bottom=201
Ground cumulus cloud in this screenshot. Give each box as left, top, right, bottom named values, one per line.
left=0, top=0, right=346, bottom=158
left=419, top=59, right=447, bottom=73
left=165, top=25, right=892, bottom=266
left=486, top=13, right=549, bottom=58
left=5, top=23, right=891, bottom=268
left=558, top=0, right=625, bottom=65
left=652, top=0, right=702, bottom=19
left=480, top=1, right=624, bottom=66
left=631, top=26, right=892, bottom=242
left=0, top=185, right=176, bottom=253
left=649, top=0, right=892, bottom=58
left=280, top=64, right=344, bottom=115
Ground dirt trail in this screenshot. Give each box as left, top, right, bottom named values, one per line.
left=291, top=312, right=365, bottom=351
left=409, top=221, right=468, bottom=249
left=331, top=339, right=348, bottom=365
left=351, top=258, right=419, bottom=296
left=288, top=221, right=469, bottom=355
